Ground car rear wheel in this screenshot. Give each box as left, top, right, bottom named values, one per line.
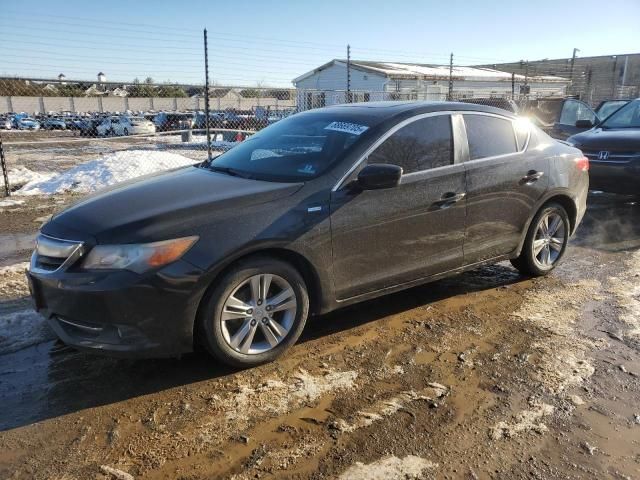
left=511, top=203, right=570, bottom=276
left=199, top=256, right=309, bottom=368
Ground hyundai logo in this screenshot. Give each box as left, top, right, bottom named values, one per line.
left=597, top=151, right=610, bottom=160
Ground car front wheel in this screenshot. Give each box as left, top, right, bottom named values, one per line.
left=511, top=202, right=570, bottom=276
left=199, top=256, right=309, bottom=367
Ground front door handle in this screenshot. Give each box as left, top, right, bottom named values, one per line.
left=433, top=192, right=466, bottom=209
left=521, top=170, right=544, bottom=184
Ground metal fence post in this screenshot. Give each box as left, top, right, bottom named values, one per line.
left=203, top=28, right=213, bottom=162
left=346, top=44, right=351, bottom=103
left=448, top=53, right=454, bottom=101
left=0, top=133, right=10, bottom=197
left=511, top=72, right=515, bottom=98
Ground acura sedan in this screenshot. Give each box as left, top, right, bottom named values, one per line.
left=28, top=102, right=589, bottom=367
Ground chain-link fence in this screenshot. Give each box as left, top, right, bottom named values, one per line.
left=0, top=27, right=638, bottom=199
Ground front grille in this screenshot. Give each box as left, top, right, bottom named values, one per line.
left=582, top=149, right=640, bottom=163
left=30, top=234, right=84, bottom=273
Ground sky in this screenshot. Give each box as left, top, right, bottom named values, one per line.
left=1, top=0, right=638, bottom=87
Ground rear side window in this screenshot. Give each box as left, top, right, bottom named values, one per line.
left=464, top=115, right=517, bottom=160
left=513, top=118, right=531, bottom=151
left=368, top=115, right=453, bottom=174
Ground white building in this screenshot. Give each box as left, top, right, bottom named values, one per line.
left=293, top=60, right=569, bottom=110
left=97, top=72, right=106, bottom=83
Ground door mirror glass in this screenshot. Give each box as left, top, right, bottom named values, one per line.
left=575, top=119, right=594, bottom=129
left=357, top=163, right=402, bottom=190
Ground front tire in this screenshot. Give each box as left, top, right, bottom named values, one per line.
left=511, top=203, right=570, bottom=276
left=199, top=256, right=309, bottom=368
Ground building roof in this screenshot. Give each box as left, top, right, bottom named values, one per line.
left=293, top=59, right=568, bottom=84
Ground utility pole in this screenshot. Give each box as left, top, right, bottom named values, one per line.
left=448, top=53, right=454, bottom=101
left=511, top=72, right=515, bottom=98
left=346, top=44, right=351, bottom=103
left=203, top=28, right=213, bottom=162
left=569, top=47, right=580, bottom=94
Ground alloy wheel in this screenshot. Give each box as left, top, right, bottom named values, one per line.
left=220, top=274, right=297, bottom=355
left=532, top=212, right=566, bottom=269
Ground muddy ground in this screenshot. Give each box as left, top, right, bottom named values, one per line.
left=0, top=193, right=639, bottom=480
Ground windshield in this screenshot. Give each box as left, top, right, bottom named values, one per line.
left=601, top=100, right=640, bottom=129
left=207, top=111, right=375, bottom=182
left=597, top=101, right=629, bottom=120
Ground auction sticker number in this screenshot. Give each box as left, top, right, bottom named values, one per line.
left=324, top=122, right=369, bottom=136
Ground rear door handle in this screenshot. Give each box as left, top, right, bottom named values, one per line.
left=521, top=170, right=544, bottom=184
left=433, top=192, right=466, bottom=209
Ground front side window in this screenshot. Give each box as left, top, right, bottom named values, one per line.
left=368, top=115, right=453, bottom=174
left=464, top=114, right=517, bottom=160
left=600, top=100, right=640, bottom=129
left=559, top=99, right=596, bottom=126
left=209, top=112, right=377, bottom=182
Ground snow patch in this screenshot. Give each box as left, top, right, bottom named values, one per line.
left=15, top=150, right=198, bottom=196
left=0, top=309, right=55, bottom=355
left=0, top=199, right=25, bottom=207
left=333, top=383, right=448, bottom=433
left=196, top=369, right=358, bottom=442
left=512, top=278, right=601, bottom=393
left=338, top=455, right=437, bottom=480
left=7, top=166, right=56, bottom=190
left=0, top=262, right=30, bottom=299
left=490, top=402, right=555, bottom=440
left=609, top=250, right=640, bottom=336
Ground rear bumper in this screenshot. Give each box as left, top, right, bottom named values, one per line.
left=589, top=159, right=640, bottom=195
left=27, top=260, right=206, bottom=358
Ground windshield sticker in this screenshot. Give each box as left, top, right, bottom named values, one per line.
left=324, top=121, right=369, bottom=136
left=297, top=164, right=316, bottom=174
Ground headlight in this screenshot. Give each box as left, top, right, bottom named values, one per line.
left=82, top=236, right=198, bottom=273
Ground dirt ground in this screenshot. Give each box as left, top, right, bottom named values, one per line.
left=0, top=192, right=639, bottom=480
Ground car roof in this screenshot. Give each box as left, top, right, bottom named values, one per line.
left=316, top=101, right=517, bottom=119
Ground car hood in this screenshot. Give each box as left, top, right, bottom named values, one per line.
left=568, top=128, right=640, bottom=151
left=43, top=166, right=303, bottom=243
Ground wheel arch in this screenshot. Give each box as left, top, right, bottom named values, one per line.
left=514, top=191, right=578, bottom=257
left=193, top=246, right=324, bottom=346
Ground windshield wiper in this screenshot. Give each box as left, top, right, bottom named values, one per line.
left=207, top=165, right=252, bottom=179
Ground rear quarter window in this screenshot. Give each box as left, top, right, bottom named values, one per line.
left=464, top=114, right=517, bottom=160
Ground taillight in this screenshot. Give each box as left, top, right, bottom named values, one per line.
left=575, top=156, right=589, bottom=172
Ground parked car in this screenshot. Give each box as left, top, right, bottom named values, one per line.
left=96, top=116, right=133, bottom=136
left=0, top=117, right=12, bottom=130
left=27, top=102, right=588, bottom=367
left=15, top=117, right=41, bottom=130
left=77, top=118, right=101, bottom=137
left=194, top=111, right=225, bottom=130
left=128, top=116, right=156, bottom=135
left=567, top=98, right=639, bottom=195
left=42, top=117, right=67, bottom=130
left=154, top=112, right=195, bottom=131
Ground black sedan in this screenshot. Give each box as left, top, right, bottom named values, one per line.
left=567, top=98, right=640, bottom=195
left=28, top=102, right=589, bottom=367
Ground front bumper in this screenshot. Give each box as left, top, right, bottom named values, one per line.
left=27, top=259, right=206, bottom=358
left=589, top=159, right=640, bottom=195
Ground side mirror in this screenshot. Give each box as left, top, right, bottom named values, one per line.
left=357, top=163, right=402, bottom=190
left=575, top=119, right=594, bottom=129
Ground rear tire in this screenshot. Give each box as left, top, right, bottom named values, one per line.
left=511, top=202, right=570, bottom=276
left=198, top=256, right=309, bottom=368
